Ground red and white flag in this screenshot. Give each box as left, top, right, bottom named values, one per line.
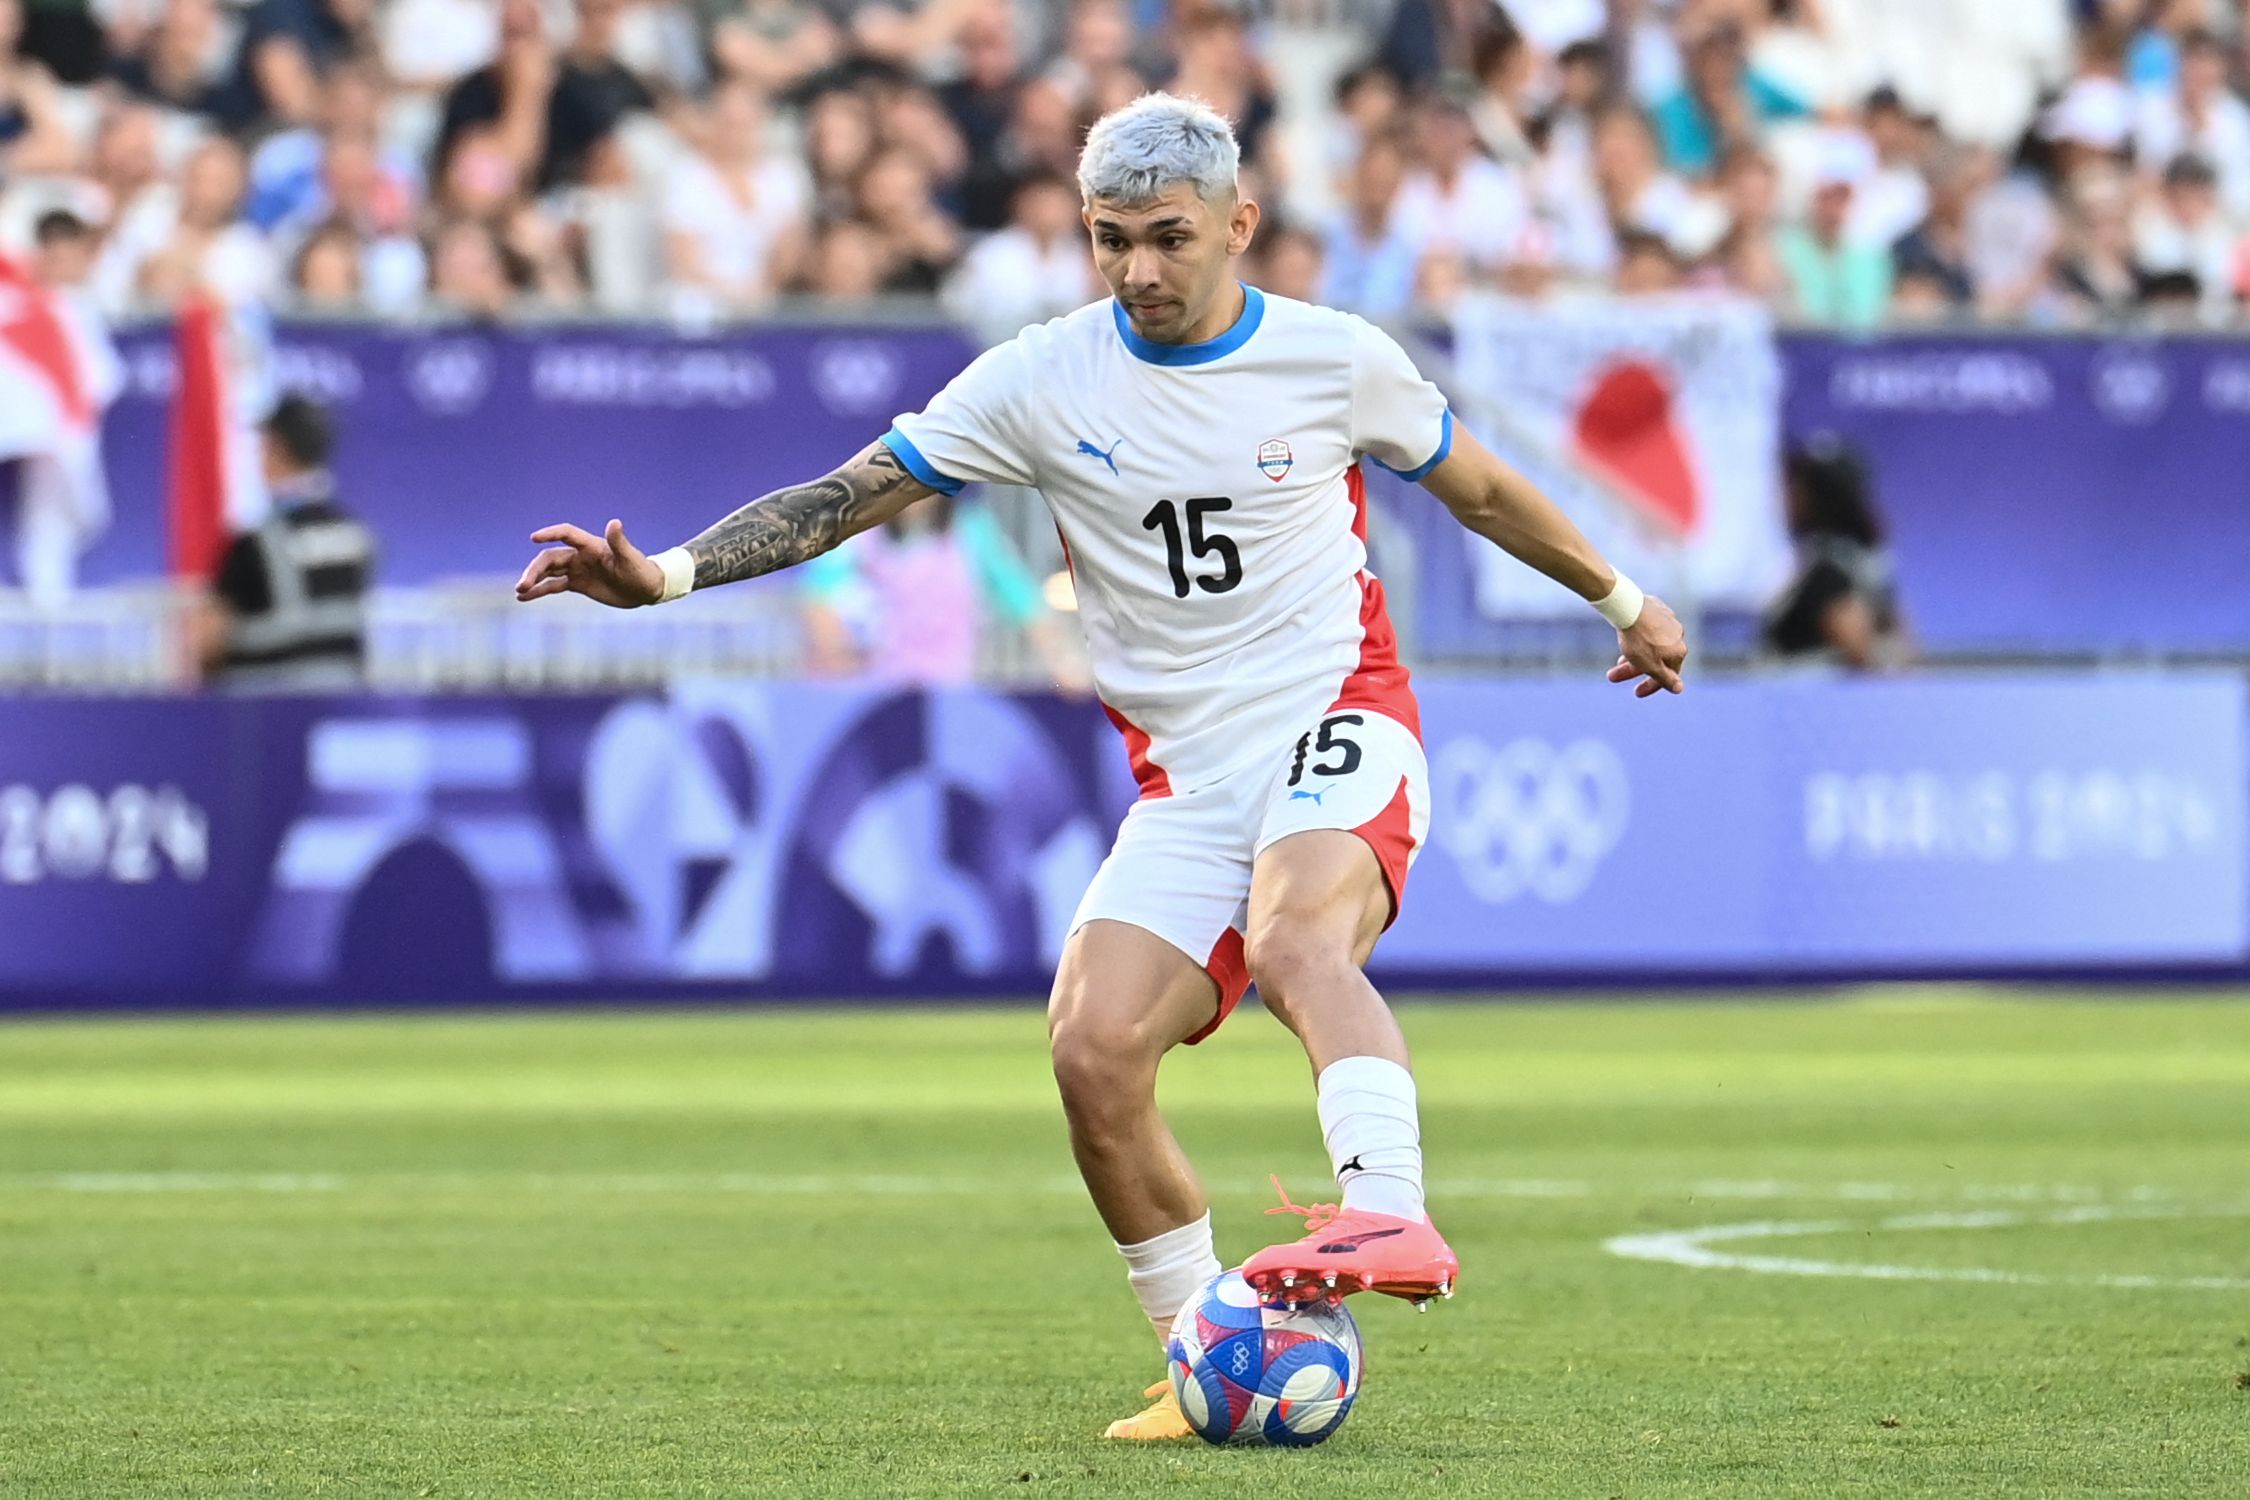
left=1447, top=293, right=1793, bottom=616
left=167, top=291, right=276, bottom=580
left=169, top=294, right=230, bottom=580
left=0, top=254, right=121, bottom=596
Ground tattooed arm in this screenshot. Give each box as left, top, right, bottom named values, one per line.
left=680, top=442, right=931, bottom=590
left=514, top=442, right=935, bottom=608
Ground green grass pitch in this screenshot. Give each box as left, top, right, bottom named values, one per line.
left=3, top=990, right=2248, bottom=1498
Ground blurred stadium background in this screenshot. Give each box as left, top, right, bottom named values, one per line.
left=2, top=0, right=2248, bottom=1493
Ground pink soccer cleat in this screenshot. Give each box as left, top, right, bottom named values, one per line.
left=1239, top=1177, right=1460, bottom=1310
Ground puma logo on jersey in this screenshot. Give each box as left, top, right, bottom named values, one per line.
left=1288, top=786, right=1329, bottom=805
left=1076, top=437, right=1125, bottom=475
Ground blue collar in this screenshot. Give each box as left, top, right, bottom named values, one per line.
left=1111, top=284, right=1264, bottom=366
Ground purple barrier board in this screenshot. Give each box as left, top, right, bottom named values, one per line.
left=0, top=674, right=2240, bottom=1010
left=1779, top=334, right=2250, bottom=657
left=1389, top=674, right=2247, bottom=972
left=81, top=321, right=985, bottom=588
left=0, top=686, right=1123, bottom=1005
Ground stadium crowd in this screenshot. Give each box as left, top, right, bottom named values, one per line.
left=4, top=0, right=2250, bottom=330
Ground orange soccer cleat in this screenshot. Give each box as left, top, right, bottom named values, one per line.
left=1239, top=1177, right=1460, bottom=1310
left=1102, top=1378, right=1193, bottom=1440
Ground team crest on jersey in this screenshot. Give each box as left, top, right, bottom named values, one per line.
left=1256, top=438, right=1294, bottom=482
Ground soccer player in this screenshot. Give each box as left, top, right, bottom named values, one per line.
left=515, top=94, right=1688, bottom=1440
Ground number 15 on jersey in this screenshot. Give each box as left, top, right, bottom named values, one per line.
left=1142, top=497, right=1242, bottom=599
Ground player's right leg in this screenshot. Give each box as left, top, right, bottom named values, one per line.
left=1049, top=918, right=1228, bottom=1256
left=1048, top=918, right=1229, bottom=1440
left=1051, top=793, right=1258, bottom=1439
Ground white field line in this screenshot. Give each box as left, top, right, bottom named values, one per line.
left=39, top=1172, right=348, bottom=1193
left=15, top=1173, right=2240, bottom=1292
left=1604, top=1202, right=2250, bottom=1292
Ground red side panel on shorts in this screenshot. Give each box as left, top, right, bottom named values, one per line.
left=1100, top=700, right=1171, bottom=800
left=1185, top=927, right=1250, bottom=1046
left=1328, top=572, right=1421, bottom=740
left=1354, top=775, right=1417, bottom=928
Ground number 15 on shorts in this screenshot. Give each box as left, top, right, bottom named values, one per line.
left=1262, top=711, right=1431, bottom=869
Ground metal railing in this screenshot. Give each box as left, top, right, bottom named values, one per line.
left=0, top=583, right=1063, bottom=692
left=4, top=583, right=2237, bottom=691
left=0, top=586, right=185, bottom=691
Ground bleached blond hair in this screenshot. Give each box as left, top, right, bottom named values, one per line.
left=1077, top=92, right=1240, bottom=207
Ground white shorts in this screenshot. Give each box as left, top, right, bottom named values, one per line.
left=1068, top=709, right=1431, bottom=1043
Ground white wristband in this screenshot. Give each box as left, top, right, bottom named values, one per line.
left=1592, top=571, right=1644, bottom=630
left=651, top=546, right=696, bottom=604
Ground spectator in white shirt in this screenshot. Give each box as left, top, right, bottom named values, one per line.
left=107, top=138, right=277, bottom=310
left=2135, top=28, right=2250, bottom=223
left=2054, top=165, right=2140, bottom=323
left=82, top=102, right=166, bottom=250
left=1321, top=132, right=1420, bottom=317
left=1391, top=90, right=1528, bottom=272
left=304, top=133, right=428, bottom=311
left=1714, top=142, right=1785, bottom=302
left=943, top=171, right=1097, bottom=343
left=660, top=80, right=810, bottom=314
left=14, top=210, right=120, bottom=605
left=1322, top=62, right=1406, bottom=204
left=1848, top=87, right=1931, bottom=250
left=1540, top=39, right=1611, bottom=188
left=1590, top=102, right=1694, bottom=249
left=2133, top=152, right=2239, bottom=319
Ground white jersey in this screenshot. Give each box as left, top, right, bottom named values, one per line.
left=882, top=286, right=1452, bottom=796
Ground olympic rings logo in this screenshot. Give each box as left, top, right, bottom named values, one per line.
left=1433, top=737, right=1630, bottom=905
left=812, top=341, right=904, bottom=415
left=405, top=339, right=494, bottom=416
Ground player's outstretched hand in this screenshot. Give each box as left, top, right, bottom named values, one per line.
left=1606, top=594, right=1688, bottom=698
left=516, top=519, right=665, bottom=608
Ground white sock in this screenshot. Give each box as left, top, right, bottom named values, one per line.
left=1316, top=1056, right=1427, bottom=1222
left=1116, top=1211, right=1222, bottom=1346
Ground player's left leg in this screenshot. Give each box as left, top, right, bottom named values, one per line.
left=1242, top=829, right=1404, bottom=1077
left=1236, top=711, right=1458, bottom=1306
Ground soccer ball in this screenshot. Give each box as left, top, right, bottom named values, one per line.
left=1167, top=1269, right=1362, bottom=1447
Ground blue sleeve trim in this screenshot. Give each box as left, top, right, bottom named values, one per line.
left=1374, top=408, right=1455, bottom=483
left=878, top=426, right=966, bottom=496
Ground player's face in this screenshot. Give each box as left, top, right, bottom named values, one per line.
left=1084, top=184, right=1260, bottom=343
